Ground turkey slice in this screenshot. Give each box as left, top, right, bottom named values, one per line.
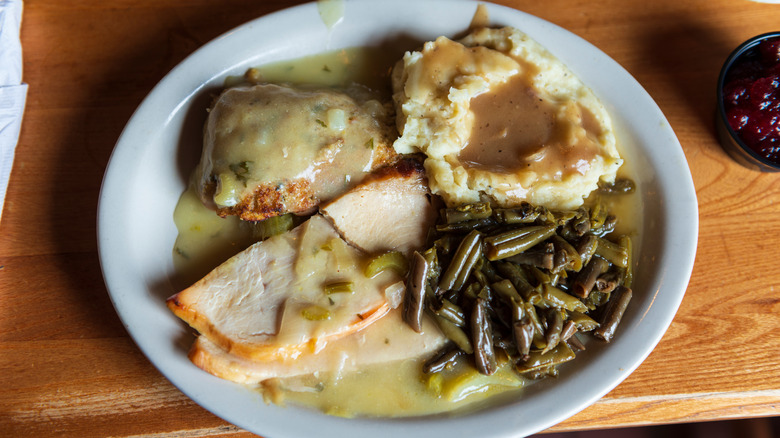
left=320, top=158, right=437, bottom=257
left=167, top=214, right=399, bottom=362
left=189, top=307, right=447, bottom=385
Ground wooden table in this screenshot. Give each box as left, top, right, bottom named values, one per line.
left=3, top=0, right=779, bottom=436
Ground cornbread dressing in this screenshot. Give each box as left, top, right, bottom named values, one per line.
left=196, top=83, right=397, bottom=221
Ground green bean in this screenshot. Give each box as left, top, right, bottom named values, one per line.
left=476, top=284, right=493, bottom=302
left=493, top=203, right=539, bottom=224
left=485, top=225, right=557, bottom=261
left=510, top=295, right=525, bottom=322
left=494, top=262, right=536, bottom=300
left=524, top=288, right=544, bottom=307
left=436, top=217, right=496, bottom=233
left=425, top=284, right=438, bottom=304
left=423, top=247, right=441, bottom=287
left=513, top=319, right=534, bottom=359
left=423, top=346, right=462, bottom=374
left=491, top=279, right=522, bottom=304
left=510, top=300, right=532, bottom=358
left=597, top=215, right=617, bottom=237
left=364, top=251, right=409, bottom=278
left=542, top=284, right=589, bottom=313
left=472, top=259, right=491, bottom=288
left=432, top=298, right=466, bottom=327
left=586, top=290, right=611, bottom=309
left=551, top=210, right=578, bottom=226
left=594, top=236, right=629, bottom=268
left=589, top=195, right=608, bottom=230
left=471, top=298, right=497, bottom=375
left=619, top=235, right=633, bottom=288
left=571, top=207, right=591, bottom=236
left=431, top=313, right=474, bottom=354
left=516, top=343, right=576, bottom=373
left=546, top=273, right=560, bottom=289
left=433, top=235, right=459, bottom=255
left=568, top=310, right=600, bottom=332
left=551, top=249, right=568, bottom=274
left=493, top=336, right=515, bottom=356
left=542, top=309, right=564, bottom=354
left=523, top=302, right=548, bottom=350
left=528, top=266, right=551, bottom=286
left=595, top=269, right=622, bottom=294
left=484, top=226, right=537, bottom=247
left=572, top=256, right=609, bottom=298
left=462, top=281, right=480, bottom=301
left=442, top=202, right=492, bottom=224
left=533, top=206, right=556, bottom=225
left=566, top=333, right=587, bottom=352
left=593, top=285, right=633, bottom=342
left=438, top=230, right=481, bottom=291
left=403, top=251, right=428, bottom=333
left=506, top=251, right=554, bottom=270
left=560, top=320, right=578, bottom=342
left=479, top=255, right=501, bottom=283
left=551, top=235, right=582, bottom=272
left=576, top=234, right=599, bottom=266
left=452, top=242, right=482, bottom=292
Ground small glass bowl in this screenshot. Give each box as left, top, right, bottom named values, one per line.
left=715, top=31, right=780, bottom=172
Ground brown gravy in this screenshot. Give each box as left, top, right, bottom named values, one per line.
left=459, top=73, right=604, bottom=175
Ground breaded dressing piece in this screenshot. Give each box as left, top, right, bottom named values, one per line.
left=196, top=83, right=399, bottom=221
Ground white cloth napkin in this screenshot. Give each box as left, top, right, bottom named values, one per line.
left=0, top=0, right=26, bottom=223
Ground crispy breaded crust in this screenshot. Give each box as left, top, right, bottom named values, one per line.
left=213, top=138, right=400, bottom=221
left=198, top=82, right=402, bottom=222
left=214, top=178, right=315, bottom=221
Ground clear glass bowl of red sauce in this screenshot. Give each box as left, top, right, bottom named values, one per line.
left=717, top=31, right=780, bottom=172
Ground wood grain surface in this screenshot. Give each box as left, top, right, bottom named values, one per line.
left=2, top=0, right=779, bottom=436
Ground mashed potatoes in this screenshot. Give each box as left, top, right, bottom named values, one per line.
left=392, top=27, right=622, bottom=210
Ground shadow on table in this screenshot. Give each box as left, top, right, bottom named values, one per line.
left=635, top=16, right=736, bottom=155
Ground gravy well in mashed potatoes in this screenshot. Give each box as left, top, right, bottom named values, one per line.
left=392, top=27, right=622, bottom=210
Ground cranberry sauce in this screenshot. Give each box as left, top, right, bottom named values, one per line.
left=722, top=36, right=780, bottom=163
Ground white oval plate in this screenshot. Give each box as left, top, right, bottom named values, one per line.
left=98, top=1, right=698, bottom=437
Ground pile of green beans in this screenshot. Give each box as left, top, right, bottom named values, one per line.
left=403, top=188, right=635, bottom=379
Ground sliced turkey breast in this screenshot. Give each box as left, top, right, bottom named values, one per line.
left=167, top=214, right=401, bottom=362
left=320, top=158, right=437, bottom=257
left=189, top=308, right=446, bottom=385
